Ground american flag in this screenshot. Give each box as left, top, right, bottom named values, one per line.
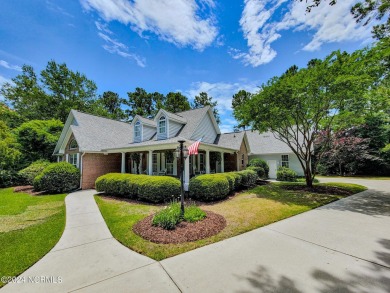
left=188, top=137, right=202, bottom=155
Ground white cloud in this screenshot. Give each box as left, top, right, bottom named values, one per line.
left=81, top=0, right=218, bottom=51
left=234, top=0, right=374, bottom=67
left=0, top=60, right=22, bottom=71
left=96, top=22, right=146, bottom=67
left=184, top=80, right=259, bottom=132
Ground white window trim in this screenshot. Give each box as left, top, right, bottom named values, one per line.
left=281, top=155, right=289, bottom=168
left=69, top=139, right=78, bottom=150
left=158, top=116, right=166, bottom=134
left=134, top=121, right=142, bottom=140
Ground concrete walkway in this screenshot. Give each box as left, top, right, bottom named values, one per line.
left=1, top=190, right=179, bottom=293
left=2, top=179, right=390, bottom=292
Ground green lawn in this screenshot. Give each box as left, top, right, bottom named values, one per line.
left=0, top=188, right=66, bottom=287
left=95, top=182, right=366, bottom=261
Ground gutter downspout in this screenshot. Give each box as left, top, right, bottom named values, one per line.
left=80, top=152, right=86, bottom=189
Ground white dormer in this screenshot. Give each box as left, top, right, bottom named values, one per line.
left=131, top=115, right=156, bottom=143
left=154, top=109, right=186, bottom=140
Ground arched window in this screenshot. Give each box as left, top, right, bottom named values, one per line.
left=69, top=139, right=78, bottom=150
left=134, top=121, right=141, bottom=138
left=159, top=116, right=166, bottom=134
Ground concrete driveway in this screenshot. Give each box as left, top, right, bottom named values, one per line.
left=2, top=178, right=390, bottom=292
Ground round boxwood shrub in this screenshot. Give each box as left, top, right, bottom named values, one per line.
left=189, top=174, right=230, bottom=201
left=238, top=170, right=258, bottom=187
left=137, top=176, right=181, bottom=203
left=220, top=173, right=235, bottom=192
left=248, top=159, right=269, bottom=178
left=33, top=162, right=80, bottom=193
left=246, top=166, right=265, bottom=179
left=276, top=166, right=297, bottom=182
left=18, top=160, right=51, bottom=185
left=95, top=173, right=149, bottom=198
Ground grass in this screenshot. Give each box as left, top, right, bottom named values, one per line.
left=95, top=182, right=366, bottom=261
left=317, top=175, right=390, bottom=180
left=0, top=188, right=66, bottom=287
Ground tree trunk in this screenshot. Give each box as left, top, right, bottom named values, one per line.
left=304, top=161, right=313, bottom=188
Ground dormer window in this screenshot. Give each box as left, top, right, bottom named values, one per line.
left=159, top=116, right=166, bottom=134
left=69, top=139, right=78, bottom=150
left=134, top=121, right=141, bottom=138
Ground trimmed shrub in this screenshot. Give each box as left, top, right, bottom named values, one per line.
left=238, top=170, right=258, bottom=187
left=276, top=167, right=297, bottom=182
left=220, top=173, right=236, bottom=192
left=228, top=172, right=242, bottom=190
left=33, top=162, right=80, bottom=193
left=18, top=160, right=51, bottom=185
left=183, top=204, right=206, bottom=223
left=246, top=166, right=265, bottom=179
left=248, top=158, right=269, bottom=178
left=189, top=174, right=230, bottom=201
left=137, top=176, right=181, bottom=203
left=0, top=170, right=20, bottom=188
left=152, top=202, right=181, bottom=230
left=95, top=173, right=149, bottom=198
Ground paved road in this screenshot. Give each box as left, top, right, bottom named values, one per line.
left=2, top=179, right=390, bottom=292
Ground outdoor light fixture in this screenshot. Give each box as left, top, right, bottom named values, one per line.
left=176, top=140, right=188, bottom=216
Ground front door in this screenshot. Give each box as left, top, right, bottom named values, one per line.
left=267, top=160, right=278, bottom=179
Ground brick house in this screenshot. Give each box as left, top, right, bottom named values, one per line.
left=53, top=106, right=303, bottom=189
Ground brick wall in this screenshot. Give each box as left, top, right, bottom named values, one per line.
left=81, top=153, right=121, bottom=189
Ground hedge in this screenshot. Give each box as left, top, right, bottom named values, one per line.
left=189, top=174, right=230, bottom=201
left=246, top=166, right=265, bottom=179
left=18, top=160, right=51, bottom=185
left=238, top=170, right=258, bottom=187
left=0, top=170, right=20, bottom=188
left=33, top=162, right=80, bottom=193
left=276, top=166, right=297, bottom=182
left=95, top=173, right=180, bottom=203
left=248, top=159, right=269, bottom=178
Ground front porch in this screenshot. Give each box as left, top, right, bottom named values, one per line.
left=116, top=146, right=243, bottom=190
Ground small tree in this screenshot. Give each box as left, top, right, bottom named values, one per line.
left=192, top=92, right=220, bottom=124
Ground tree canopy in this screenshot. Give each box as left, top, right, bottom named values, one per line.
left=165, top=92, right=191, bottom=113
left=192, top=92, right=220, bottom=124
left=232, top=39, right=390, bottom=186
left=298, top=0, right=390, bottom=39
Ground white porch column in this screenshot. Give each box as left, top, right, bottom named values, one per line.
left=139, top=153, right=143, bottom=174
left=220, top=152, right=224, bottom=173
left=205, top=150, right=210, bottom=174
left=184, top=156, right=190, bottom=191
left=173, top=155, right=177, bottom=176
left=148, top=150, right=153, bottom=175
left=121, top=152, right=126, bottom=173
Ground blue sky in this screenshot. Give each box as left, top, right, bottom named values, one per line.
left=0, top=0, right=376, bottom=132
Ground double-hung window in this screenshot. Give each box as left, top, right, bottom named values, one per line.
left=166, top=155, right=173, bottom=175
left=68, top=153, right=78, bottom=168
left=281, top=155, right=289, bottom=168
left=134, top=121, right=141, bottom=139
left=159, top=116, right=166, bottom=134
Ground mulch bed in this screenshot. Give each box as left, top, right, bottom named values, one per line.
left=133, top=211, right=226, bottom=244
left=13, top=186, right=46, bottom=196
left=280, top=185, right=352, bottom=196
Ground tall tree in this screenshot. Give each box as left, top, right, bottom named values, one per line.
left=233, top=40, right=389, bottom=187
left=16, top=119, right=63, bottom=165
left=192, top=92, right=220, bottom=124
left=0, top=102, right=25, bottom=128
left=164, top=92, right=191, bottom=113
left=298, top=0, right=390, bottom=39
left=124, top=88, right=166, bottom=120
left=0, top=121, right=21, bottom=170
left=1, top=61, right=99, bottom=122
left=0, top=65, right=50, bottom=121
left=232, top=90, right=253, bottom=130
left=95, top=91, right=126, bottom=120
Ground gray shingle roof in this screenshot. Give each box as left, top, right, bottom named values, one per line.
left=174, top=106, right=211, bottom=138
left=136, top=116, right=156, bottom=127
left=217, top=131, right=245, bottom=150
left=70, top=110, right=133, bottom=152
left=245, top=130, right=293, bottom=154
